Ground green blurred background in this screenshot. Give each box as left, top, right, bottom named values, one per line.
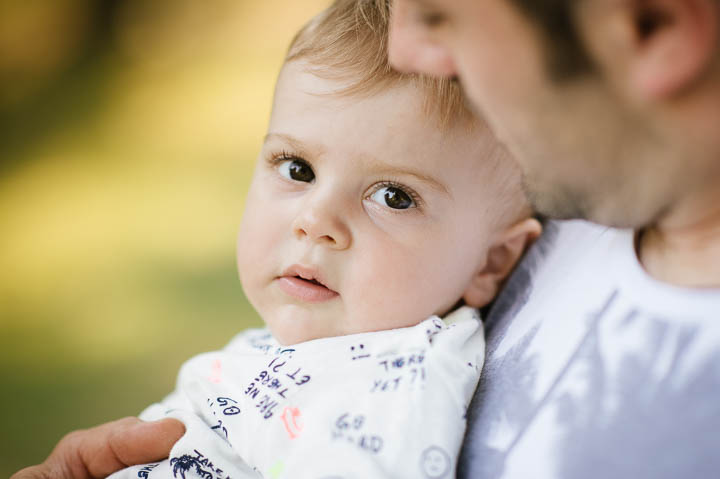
left=0, top=0, right=328, bottom=474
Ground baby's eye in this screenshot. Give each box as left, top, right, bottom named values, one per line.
left=278, top=158, right=315, bottom=183
left=370, top=186, right=416, bottom=210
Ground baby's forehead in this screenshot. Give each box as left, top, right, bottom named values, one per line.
left=272, top=71, right=482, bottom=157
left=277, top=59, right=476, bottom=130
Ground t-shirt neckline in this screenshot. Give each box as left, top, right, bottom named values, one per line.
left=614, top=226, right=720, bottom=309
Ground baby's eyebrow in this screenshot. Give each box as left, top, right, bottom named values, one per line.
left=263, top=133, right=325, bottom=157
left=364, top=157, right=450, bottom=196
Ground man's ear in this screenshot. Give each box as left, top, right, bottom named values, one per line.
left=462, top=218, right=542, bottom=308
left=632, top=0, right=718, bottom=98
left=588, top=0, right=719, bottom=99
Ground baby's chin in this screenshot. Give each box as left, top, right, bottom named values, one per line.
left=266, top=303, right=344, bottom=346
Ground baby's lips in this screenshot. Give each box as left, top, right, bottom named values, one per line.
left=277, top=276, right=339, bottom=303
left=281, top=263, right=333, bottom=290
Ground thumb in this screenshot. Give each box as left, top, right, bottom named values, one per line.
left=11, top=417, right=185, bottom=479
left=109, top=417, right=186, bottom=464
left=10, top=465, right=52, bottom=479
left=84, top=417, right=186, bottom=477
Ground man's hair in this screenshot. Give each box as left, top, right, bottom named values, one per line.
left=285, top=0, right=473, bottom=128
left=508, top=0, right=593, bottom=80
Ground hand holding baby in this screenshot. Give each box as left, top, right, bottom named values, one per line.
left=11, top=417, right=184, bottom=479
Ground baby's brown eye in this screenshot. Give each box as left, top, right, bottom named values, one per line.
left=279, top=158, right=315, bottom=183
left=370, top=186, right=415, bottom=210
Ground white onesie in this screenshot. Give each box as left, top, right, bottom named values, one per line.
left=110, top=306, right=484, bottom=479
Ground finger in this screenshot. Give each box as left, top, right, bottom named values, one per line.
left=108, top=417, right=186, bottom=465
left=81, top=417, right=186, bottom=478
left=10, top=464, right=50, bottom=479
left=10, top=429, right=86, bottom=479
left=11, top=417, right=186, bottom=479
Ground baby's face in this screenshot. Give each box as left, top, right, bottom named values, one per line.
left=237, top=61, right=501, bottom=345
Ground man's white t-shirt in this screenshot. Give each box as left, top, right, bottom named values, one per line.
left=110, top=307, right=484, bottom=479
left=459, top=220, right=720, bottom=478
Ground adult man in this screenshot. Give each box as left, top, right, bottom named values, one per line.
left=388, top=0, right=720, bottom=477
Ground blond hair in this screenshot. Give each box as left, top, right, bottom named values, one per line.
left=285, top=0, right=473, bottom=129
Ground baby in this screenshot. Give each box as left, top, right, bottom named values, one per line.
left=92, top=1, right=538, bottom=478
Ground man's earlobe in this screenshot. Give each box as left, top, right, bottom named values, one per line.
left=629, top=0, right=718, bottom=99
left=462, top=218, right=542, bottom=308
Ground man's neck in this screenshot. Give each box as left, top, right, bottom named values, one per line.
left=638, top=190, right=720, bottom=288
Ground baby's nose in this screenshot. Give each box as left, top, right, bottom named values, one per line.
left=291, top=199, right=351, bottom=250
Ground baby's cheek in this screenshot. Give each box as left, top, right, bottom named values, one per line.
left=236, top=219, right=273, bottom=299
left=350, top=259, right=433, bottom=329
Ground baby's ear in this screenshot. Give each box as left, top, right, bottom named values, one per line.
left=462, top=218, right=542, bottom=308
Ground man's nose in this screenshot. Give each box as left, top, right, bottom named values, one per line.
left=291, top=193, right=352, bottom=251
left=388, top=0, right=457, bottom=77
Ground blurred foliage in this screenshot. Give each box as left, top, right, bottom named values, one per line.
left=0, top=0, right=328, bottom=474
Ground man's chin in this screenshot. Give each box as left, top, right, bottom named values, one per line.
left=525, top=181, right=665, bottom=229
left=523, top=180, right=591, bottom=221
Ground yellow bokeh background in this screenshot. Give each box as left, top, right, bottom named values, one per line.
left=0, top=0, right=328, bottom=474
